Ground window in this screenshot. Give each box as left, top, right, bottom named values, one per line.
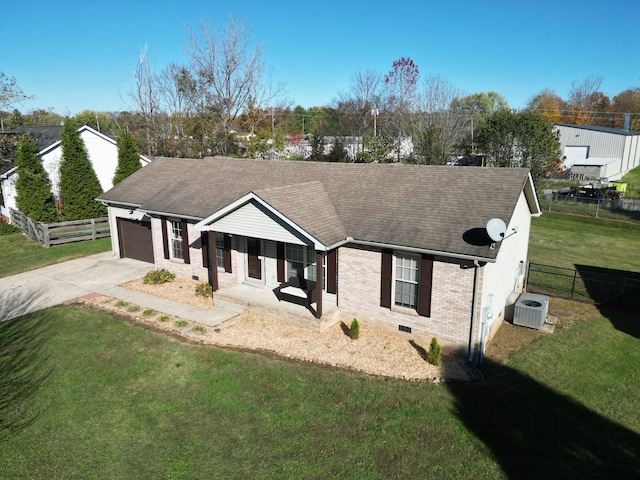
left=286, top=244, right=316, bottom=281
left=216, top=233, right=225, bottom=269
left=380, top=250, right=433, bottom=317
left=170, top=221, right=183, bottom=260
left=395, top=253, right=419, bottom=309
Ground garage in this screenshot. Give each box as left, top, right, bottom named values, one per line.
left=117, top=218, right=154, bottom=263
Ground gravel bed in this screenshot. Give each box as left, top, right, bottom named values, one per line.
left=79, top=279, right=478, bottom=383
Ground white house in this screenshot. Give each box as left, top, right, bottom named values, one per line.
left=0, top=125, right=151, bottom=220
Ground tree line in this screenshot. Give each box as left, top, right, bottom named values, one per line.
left=2, top=15, right=639, bottom=178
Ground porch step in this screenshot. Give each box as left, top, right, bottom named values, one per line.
left=215, top=291, right=341, bottom=332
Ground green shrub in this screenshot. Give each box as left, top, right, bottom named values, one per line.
left=143, top=269, right=175, bottom=285
left=115, top=300, right=128, bottom=308
left=0, top=221, right=19, bottom=236
left=158, top=315, right=170, bottom=322
left=348, top=318, right=360, bottom=340
left=192, top=324, right=206, bottom=333
left=127, top=305, right=140, bottom=313
left=174, top=319, right=188, bottom=328
left=195, top=282, right=213, bottom=298
left=427, top=337, right=442, bottom=366
left=142, top=309, right=155, bottom=318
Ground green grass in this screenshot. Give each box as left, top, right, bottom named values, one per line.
left=0, top=306, right=637, bottom=479
left=529, top=212, right=640, bottom=272
left=0, top=233, right=111, bottom=278
left=621, top=165, right=640, bottom=198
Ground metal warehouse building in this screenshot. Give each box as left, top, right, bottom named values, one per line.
left=554, top=124, right=640, bottom=181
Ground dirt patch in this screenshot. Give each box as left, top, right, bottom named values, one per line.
left=484, top=297, right=602, bottom=365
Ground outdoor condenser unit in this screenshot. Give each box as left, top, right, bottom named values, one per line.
left=513, top=293, right=550, bottom=330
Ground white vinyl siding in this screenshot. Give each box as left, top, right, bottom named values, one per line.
left=212, top=201, right=307, bottom=245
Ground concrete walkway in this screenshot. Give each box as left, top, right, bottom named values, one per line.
left=0, top=252, right=244, bottom=325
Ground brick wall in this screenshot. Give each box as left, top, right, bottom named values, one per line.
left=338, top=244, right=477, bottom=348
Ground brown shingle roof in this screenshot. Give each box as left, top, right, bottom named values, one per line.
left=99, top=156, right=536, bottom=260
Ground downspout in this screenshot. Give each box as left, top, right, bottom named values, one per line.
left=468, top=260, right=481, bottom=363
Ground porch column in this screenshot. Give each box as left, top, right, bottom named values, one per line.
left=315, top=251, right=323, bottom=319
left=208, top=231, right=219, bottom=291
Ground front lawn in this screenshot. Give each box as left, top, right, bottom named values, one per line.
left=1, top=306, right=637, bottom=479
left=0, top=233, right=110, bottom=277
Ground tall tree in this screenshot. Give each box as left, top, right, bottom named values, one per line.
left=0, top=73, right=35, bottom=113
left=186, top=16, right=283, bottom=155
left=383, top=57, right=419, bottom=161
left=477, top=110, right=560, bottom=181
left=412, top=74, right=466, bottom=164
left=113, top=131, right=142, bottom=185
left=526, top=89, right=564, bottom=124
left=14, top=135, right=58, bottom=222
left=566, top=75, right=604, bottom=125
left=58, top=119, right=106, bottom=220
left=612, top=88, right=640, bottom=130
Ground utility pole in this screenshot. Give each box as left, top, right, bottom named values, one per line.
left=372, top=106, right=379, bottom=137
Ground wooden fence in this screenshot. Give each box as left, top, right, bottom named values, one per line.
left=10, top=208, right=110, bottom=247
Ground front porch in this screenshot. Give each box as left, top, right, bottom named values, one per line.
left=215, top=283, right=341, bottom=332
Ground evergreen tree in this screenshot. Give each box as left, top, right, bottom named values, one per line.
left=113, top=131, right=142, bottom=184
left=58, top=118, right=107, bottom=220
left=14, top=135, right=58, bottom=222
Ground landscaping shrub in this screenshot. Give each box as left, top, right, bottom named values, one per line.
left=195, top=282, right=213, bottom=298
left=158, top=315, right=170, bottom=322
left=115, top=300, right=128, bottom=308
left=127, top=305, right=140, bottom=313
left=142, top=309, right=155, bottom=318
left=427, top=337, right=441, bottom=366
left=0, top=221, right=19, bottom=235
left=143, top=269, right=175, bottom=285
left=174, top=319, right=188, bottom=328
left=349, top=318, right=360, bottom=340
left=192, top=324, right=206, bottom=333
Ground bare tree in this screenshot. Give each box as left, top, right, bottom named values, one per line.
left=129, top=45, right=161, bottom=155
left=566, top=75, right=604, bottom=125
left=0, top=73, right=35, bottom=132
left=186, top=16, right=283, bottom=155
left=412, top=75, right=466, bottom=164
left=335, top=69, right=383, bottom=136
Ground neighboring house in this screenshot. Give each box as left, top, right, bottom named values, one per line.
left=0, top=125, right=151, bottom=220
left=98, top=156, right=540, bottom=362
left=554, top=124, right=640, bottom=181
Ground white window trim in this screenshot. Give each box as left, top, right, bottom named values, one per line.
left=215, top=232, right=225, bottom=271
left=169, top=220, right=184, bottom=261
left=286, top=244, right=323, bottom=288
left=392, top=251, right=420, bottom=312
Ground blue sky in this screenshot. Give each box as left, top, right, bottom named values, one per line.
left=2, top=0, right=639, bottom=116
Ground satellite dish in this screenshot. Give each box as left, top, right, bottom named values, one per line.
left=486, top=218, right=507, bottom=242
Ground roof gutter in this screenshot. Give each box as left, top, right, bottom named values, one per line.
left=343, top=237, right=496, bottom=264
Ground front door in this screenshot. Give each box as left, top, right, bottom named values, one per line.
left=246, top=237, right=263, bottom=281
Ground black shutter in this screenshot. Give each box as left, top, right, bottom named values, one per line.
left=417, top=255, right=434, bottom=317
left=161, top=217, right=169, bottom=259
left=201, top=232, right=209, bottom=267
left=181, top=221, right=190, bottom=264
left=223, top=233, right=232, bottom=273
left=277, top=242, right=285, bottom=282
left=380, top=249, right=392, bottom=308
left=326, top=249, right=337, bottom=294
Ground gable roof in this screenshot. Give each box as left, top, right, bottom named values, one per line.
left=99, top=157, right=539, bottom=261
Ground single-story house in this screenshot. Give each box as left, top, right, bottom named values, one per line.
left=555, top=124, right=640, bottom=180
left=98, top=156, right=541, bottom=362
left=0, top=125, right=151, bottom=220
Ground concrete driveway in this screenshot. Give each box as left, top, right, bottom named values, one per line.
left=0, top=252, right=245, bottom=324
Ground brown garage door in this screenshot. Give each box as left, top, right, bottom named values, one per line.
left=117, top=218, right=154, bottom=263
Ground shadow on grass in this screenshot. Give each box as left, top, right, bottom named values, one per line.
left=447, top=358, right=640, bottom=479
left=575, top=264, right=640, bottom=338
left=0, top=290, right=53, bottom=438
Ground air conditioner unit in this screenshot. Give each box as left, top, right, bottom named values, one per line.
left=513, top=293, right=550, bottom=330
